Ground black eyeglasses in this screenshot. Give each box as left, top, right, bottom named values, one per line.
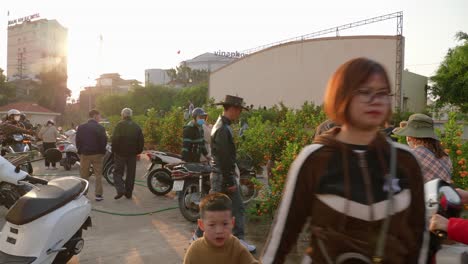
left=354, top=88, right=393, bottom=104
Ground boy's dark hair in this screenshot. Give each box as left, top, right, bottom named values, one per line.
left=89, top=109, right=100, bottom=118
left=200, top=193, right=232, bottom=218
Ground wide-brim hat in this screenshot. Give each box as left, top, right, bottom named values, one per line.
left=214, top=95, right=249, bottom=111
left=394, top=113, right=439, bottom=140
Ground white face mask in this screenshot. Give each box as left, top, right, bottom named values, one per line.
left=14, top=116, right=20, bottom=121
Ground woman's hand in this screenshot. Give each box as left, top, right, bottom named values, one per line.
left=429, top=214, right=449, bottom=232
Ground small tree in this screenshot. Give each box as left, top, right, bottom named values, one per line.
left=430, top=31, right=468, bottom=113
left=0, top=69, right=15, bottom=106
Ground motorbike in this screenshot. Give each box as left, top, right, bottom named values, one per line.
left=172, top=162, right=212, bottom=222
left=1, top=134, right=34, bottom=174
left=58, top=130, right=80, bottom=171
left=0, top=154, right=47, bottom=209
left=57, top=143, right=79, bottom=171
left=0, top=148, right=92, bottom=264
left=145, top=150, right=258, bottom=200
left=102, top=144, right=116, bottom=185
left=145, top=151, right=183, bottom=196
left=425, top=179, right=468, bottom=263
left=172, top=158, right=258, bottom=222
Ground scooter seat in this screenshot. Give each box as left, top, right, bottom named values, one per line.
left=6, top=177, right=84, bottom=225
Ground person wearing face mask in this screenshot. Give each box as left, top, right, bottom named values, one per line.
left=182, top=107, right=210, bottom=163
left=190, top=96, right=256, bottom=253
left=0, top=109, right=35, bottom=147
left=38, top=120, right=60, bottom=169
left=394, top=113, right=452, bottom=183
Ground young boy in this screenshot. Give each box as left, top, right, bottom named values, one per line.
left=184, top=193, right=259, bottom=264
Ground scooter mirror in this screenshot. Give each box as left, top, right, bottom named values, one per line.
left=44, top=148, right=62, bottom=163
left=438, top=185, right=463, bottom=218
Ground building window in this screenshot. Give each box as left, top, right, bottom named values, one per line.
left=18, top=38, right=21, bottom=43
left=23, top=48, right=26, bottom=52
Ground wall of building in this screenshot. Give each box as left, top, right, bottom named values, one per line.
left=210, top=36, right=401, bottom=109
left=401, top=70, right=427, bottom=113
left=7, top=19, right=67, bottom=80
left=28, top=113, right=60, bottom=126
left=145, top=69, right=170, bottom=85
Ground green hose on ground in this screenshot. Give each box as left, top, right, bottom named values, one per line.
left=91, top=206, right=179, bottom=216
left=33, top=173, right=177, bottom=216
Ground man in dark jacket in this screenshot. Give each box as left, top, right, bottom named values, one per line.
left=190, top=95, right=256, bottom=253
left=182, top=107, right=209, bottom=162
left=76, top=109, right=107, bottom=201
left=112, top=108, right=144, bottom=199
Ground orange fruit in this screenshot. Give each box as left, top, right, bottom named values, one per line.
left=457, top=150, right=463, bottom=155
left=445, top=149, right=451, bottom=154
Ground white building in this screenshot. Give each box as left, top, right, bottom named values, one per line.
left=182, top=52, right=235, bottom=72
left=145, top=69, right=170, bottom=86
left=0, top=102, right=60, bottom=125
left=7, top=16, right=68, bottom=81
left=210, top=36, right=428, bottom=113
left=401, top=70, right=428, bottom=113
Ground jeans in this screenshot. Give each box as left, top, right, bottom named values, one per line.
left=113, top=154, right=137, bottom=195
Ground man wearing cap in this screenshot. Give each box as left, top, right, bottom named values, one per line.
left=190, top=95, right=256, bottom=253
left=182, top=107, right=210, bottom=162
left=112, top=108, right=144, bottom=200
left=394, top=113, right=452, bottom=183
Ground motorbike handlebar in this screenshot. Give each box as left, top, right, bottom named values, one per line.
left=434, top=230, right=448, bottom=240
left=24, top=175, right=48, bottom=185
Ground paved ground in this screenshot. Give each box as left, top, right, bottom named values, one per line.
left=0, top=155, right=289, bottom=264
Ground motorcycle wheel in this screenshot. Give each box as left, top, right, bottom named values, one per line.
left=178, top=179, right=202, bottom=222
left=104, top=163, right=117, bottom=185
left=240, top=176, right=257, bottom=205
left=64, top=157, right=72, bottom=171
left=53, top=229, right=83, bottom=264
left=147, top=169, right=173, bottom=196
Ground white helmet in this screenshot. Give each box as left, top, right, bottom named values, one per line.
left=7, top=109, right=21, bottom=116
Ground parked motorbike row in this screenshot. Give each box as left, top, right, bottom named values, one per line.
left=1, top=133, right=35, bottom=174
left=103, top=150, right=258, bottom=222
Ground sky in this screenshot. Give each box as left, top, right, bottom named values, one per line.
left=1, top=0, right=467, bottom=99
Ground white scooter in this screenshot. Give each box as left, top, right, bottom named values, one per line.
left=425, top=179, right=468, bottom=263
left=58, top=130, right=80, bottom=171
left=0, top=149, right=92, bottom=264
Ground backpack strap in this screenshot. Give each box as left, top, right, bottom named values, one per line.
left=372, top=141, right=396, bottom=263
